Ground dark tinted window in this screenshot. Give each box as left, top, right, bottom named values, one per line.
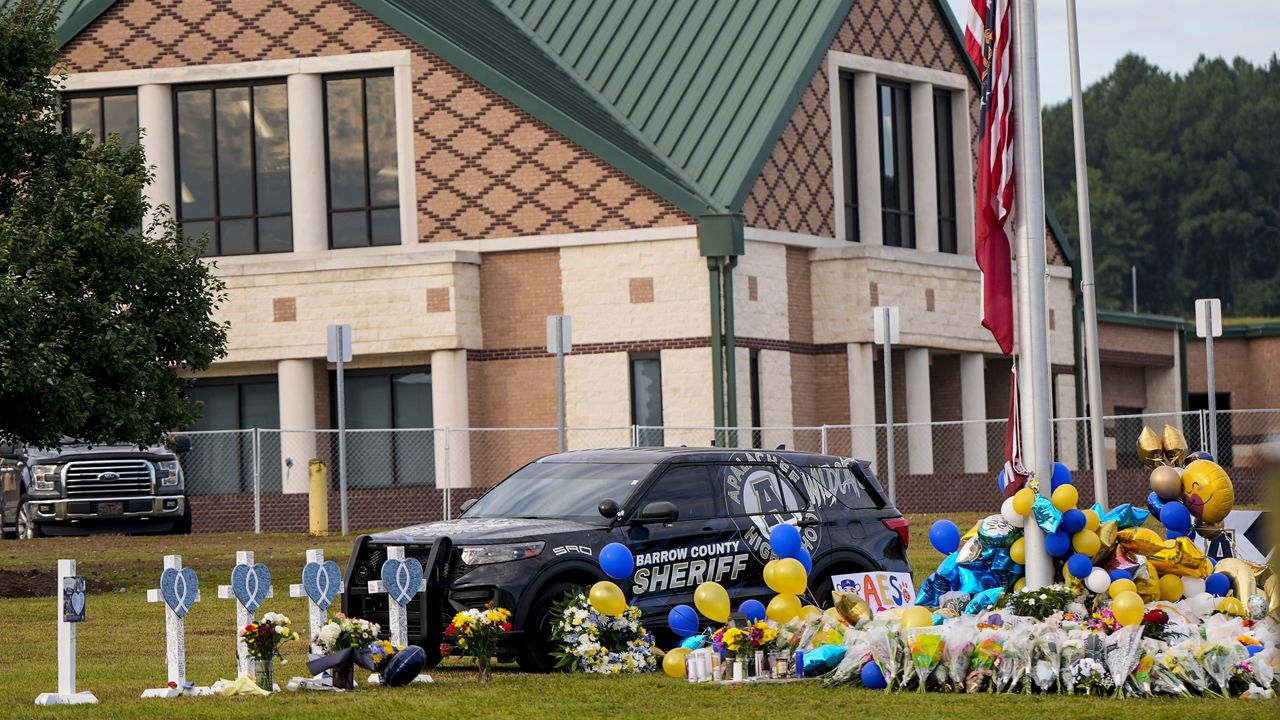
left=934, top=89, right=957, bottom=254
left=64, top=91, right=139, bottom=146
left=464, top=462, right=655, bottom=520
left=325, top=73, right=400, bottom=248
left=878, top=81, right=914, bottom=248
left=640, top=464, right=716, bottom=520
left=719, top=464, right=805, bottom=516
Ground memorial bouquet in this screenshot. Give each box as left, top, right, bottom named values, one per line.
left=309, top=613, right=381, bottom=690
left=445, top=602, right=512, bottom=681
left=551, top=590, right=657, bottom=674
left=240, top=612, right=297, bottom=690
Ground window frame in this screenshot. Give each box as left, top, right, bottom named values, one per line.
left=933, top=88, right=959, bottom=254
left=877, top=80, right=915, bottom=248
left=62, top=88, right=139, bottom=146
left=638, top=463, right=721, bottom=520
left=327, top=365, right=433, bottom=429
left=172, top=78, right=293, bottom=257
left=838, top=73, right=859, bottom=243
left=629, top=353, right=664, bottom=446
left=322, top=71, right=401, bottom=249
left=184, top=375, right=281, bottom=431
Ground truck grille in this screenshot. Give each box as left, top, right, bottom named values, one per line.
left=63, top=460, right=153, bottom=499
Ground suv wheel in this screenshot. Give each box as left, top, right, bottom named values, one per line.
left=515, top=581, right=577, bottom=673
left=17, top=497, right=43, bottom=540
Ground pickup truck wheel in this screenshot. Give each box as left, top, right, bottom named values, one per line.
left=17, top=497, right=43, bottom=540
left=515, top=581, right=577, bottom=673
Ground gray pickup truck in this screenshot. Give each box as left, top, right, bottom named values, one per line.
left=0, top=436, right=193, bottom=539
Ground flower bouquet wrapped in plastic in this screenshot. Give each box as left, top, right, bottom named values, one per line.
left=942, top=618, right=978, bottom=691
left=905, top=628, right=946, bottom=692
left=1161, top=641, right=1212, bottom=695
left=1034, top=627, right=1065, bottom=693
left=1070, top=657, right=1111, bottom=695
left=866, top=625, right=903, bottom=692
left=1060, top=633, right=1086, bottom=694
left=995, top=626, right=1032, bottom=694
left=1197, top=639, right=1247, bottom=696
left=1126, top=649, right=1155, bottom=697
left=825, top=628, right=871, bottom=686
left=967, top=629, right=1003, bottom=693
left=1103, top=625, right=1144, bottom=698
left=1150, top=651, right=1191, bottom=697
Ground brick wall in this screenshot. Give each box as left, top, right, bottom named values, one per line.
left=814, top=350, right=851, bottom=425
left=1098, top=323, right=1177, bottom=360
left=929, top=353, right=962, bottom=422
left=1101, top=364, right=1148, bottom=415
left=479, top=248, right=563, bottom=349
left=786, top=247, right=813, bottom=344
left=1186, top=336, right=1280, bottom=409
left=61, top=0, right=690, bottom=243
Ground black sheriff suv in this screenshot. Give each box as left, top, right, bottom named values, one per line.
left=343, top=447, right=911, bottom=672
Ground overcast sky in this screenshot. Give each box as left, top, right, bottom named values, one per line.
left=943, top=0, right=1280, bottom=105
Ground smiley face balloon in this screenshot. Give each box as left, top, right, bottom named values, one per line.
left=1180, top=459, right=1235, bottom=524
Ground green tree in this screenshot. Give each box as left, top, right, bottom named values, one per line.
left=0, top=2, right=227, bottom=448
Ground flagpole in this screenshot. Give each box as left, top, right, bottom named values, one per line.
left=1065, top=0, right=1110, bottom=511
left=1011, top=0, right=1055, bottom=589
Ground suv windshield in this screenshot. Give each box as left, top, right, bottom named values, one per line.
left=463, top=461, right=656, bottom=520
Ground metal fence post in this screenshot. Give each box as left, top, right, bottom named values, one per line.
left=252, top=428, right=261, bottom=534
left=631, top=424, right=639, bottom=448
left=443, top=427, right=452, bottom=522
left=820, top=425, right=829, bottom=455
left=1199, top=410, right=1208, bottom=454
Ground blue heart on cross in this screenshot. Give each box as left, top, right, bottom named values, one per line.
left=230, top=562, right=272, bottom=614
left=301, top=560, right=342, bottom=610
left=160, top=567, right=199, bottom=618
left=70, top=586, right=85, bottom=617
left=380, top=557, right=424, bottom=607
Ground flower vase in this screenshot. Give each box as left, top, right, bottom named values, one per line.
left=476, top=655, right=493, bottom=682
left=331, top=658, right=356, bottom=690
left=255, top=658, right=275, bottom=692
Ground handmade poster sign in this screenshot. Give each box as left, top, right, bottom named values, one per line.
left=142, top=555, right=212, bottom=698
left=217, top=551, right=274, bottom=679
left=288, top=549, right=346, bottom=691
left=34, top=560, right=97, bottom=706
left=830, top=571, right=916, bottom=613
left=62, top=576, right=86, bottom=624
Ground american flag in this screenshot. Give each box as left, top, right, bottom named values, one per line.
left=966, top=0, right=1015, bottom=356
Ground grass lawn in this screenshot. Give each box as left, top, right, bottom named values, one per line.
left=0, top=516, right=1274, bottom=719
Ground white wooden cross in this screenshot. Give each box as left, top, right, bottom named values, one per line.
left=142, top=555, right=211, bottom=698
left=34, top=559, right=97, bottom=706
left=366, top=546, right=425, bottom=648
left=216, top=551, right=274, bottom=678
left=287, top=549, right=344, bottom=688
left=289, top=549, right=343, bottom=653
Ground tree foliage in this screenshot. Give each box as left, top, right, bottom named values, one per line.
left=0, top=2, right=227, bottom=448
left=1043, top=53, right=1280, bottom=317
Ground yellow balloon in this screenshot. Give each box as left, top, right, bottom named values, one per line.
left=1159, top=574, right=1184, bottom=602
left=1010, top=538, right=1026, bottom=565
left=1051, top=484, right=1079, bottom=512
left=1083, top=509, right=1101, bottom=533
left=1112, top=591, right=1145, bottom=627
left=901, top=606, right=934, bottom=629
left=1073, top=530, right=1101, bottom=556
left=1013, top=488, right=1036, bottom=516
left=662, top=647, right=690, bottom=678
left=798, top=605, right=823, bottom=622
left=1013, top=578, right=1026, bottom=592
left=588, top=580, right=627, bottom=617
left=693, top=581, right=730, bottom=623
left=1109, top=578, right=1137, bottom=599
left=1181, top=460, right=1235, bottom=524
left=1216, top=597, right=1246, bottom=617
left=763, top=560, right=782, bottom=593
left=767, top=593, right=801, bottom=623
left=773, top=558, right=808, bottom=596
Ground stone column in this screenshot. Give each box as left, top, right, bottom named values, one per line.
left=904, top=348, right=933, bottom=474
left=853, top=73, right=883, bottom=245
left=960, top=353, right=989, bottom=473
left=910, top=82, right=939, bottom=253
left=431, top=349, right=471, bottom=489
left=137, top=84, right=174, bottom=230
left=952, top=89, right=976, bottom=256
left=287, top=74, right=328, bottom=253
left=847, top=342, right=878, bottom=461
left=278, top=359, right=317, bottom=494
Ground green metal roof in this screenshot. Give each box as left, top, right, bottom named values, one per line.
left=0, top=0, right=115, bottom=47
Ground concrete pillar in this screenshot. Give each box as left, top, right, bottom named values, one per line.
left=287, top=74, right=328, bottom=254
left=853, top=73, right=883, bottom=245
left=1055, top=372, right=1080, bottom=470
left=960, top=353, right=989, bottom=473
left=848, top=343, right=878, bottom=461
left=278, top=359, right=317, bottom=494
left=431, top=349, right=471, bottom=489
left=905, top=348, right=933, bottom=474
left=137, top=84, right=174, bottom=230
left=910, top=82, right=939, bottom=253
left=952, top=89, right=976, bottom=256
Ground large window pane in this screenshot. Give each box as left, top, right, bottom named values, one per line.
left=934, top=89, right=958, bottom=254
left=258, top=216, right=292, bottom=254
left=183, top=220, right=215, bottom=255
left=238, top=383, right=280, bottom=428
left=102, top=93, right=138, bottom=147
left=216, top=87, right=253, bottom=217
left=331, top=210, right=367, bottom=249
left=68, top=97, right=100, bottom=141
left=188, top=385, right=237, bottom=431
left=365, top=75, right=399, bottom=207
left=631, top=357, right=663, bottom=445
left=325, top=73, right=400, bottom=248
left=219, top=218, right=255, bottom=256
left=878, top=82, right=914, bottom=248
left=254, top=84, right=291, bottom=215
left=177, top=89, right=215, bottom=220
left=392, top=371, right=432, bottom=428
left=326, top=77, right=365, bottom=211
left=839, top=75, right=858, bottom=243
left=370, top=208, right=400, bottom=246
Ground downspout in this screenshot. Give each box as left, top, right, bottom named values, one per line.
left=708, top=258, right=724, bottom=433
left=698, top=214, right=745, bottom=446
left=723, top=256, right=739, bottom=447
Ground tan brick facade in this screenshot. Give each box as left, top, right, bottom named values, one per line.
left=61, top=0, right=690, bottom=243
left=478, top=248, right=562, bottom=349
left=1186, top=335, right=1280, bottom=410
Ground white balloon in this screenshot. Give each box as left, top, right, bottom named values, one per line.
left=1181, top=577, right=1206, bottom=597
left=1085, top=568, right=1111, bottom=594
left=1001, top=498, right=1027, bottom=528
left=1188, top=592, right=1217, bottom=618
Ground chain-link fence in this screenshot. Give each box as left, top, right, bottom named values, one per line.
left=179, top=409, right=1279, bottom=533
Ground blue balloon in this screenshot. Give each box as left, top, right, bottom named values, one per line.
left=1188, top=450, right=1216, bottom=463
left=1248, top=645, right=1264, bottom=657
left=1206, top=573, right=1232, bottom=597
left=1167, top=529, right=1188, bottom=541
left=769, top=524, right=803, bottom=560
left=380, top=645, right=428, bottom=687
left=1159, top=502, right=1192, bottom=534
left=740, top=599, right=766, bottom=624
left=668, top=605, right=700, bottom=637
left=1044, top=531, right=1072, bottom=558
left=796, top=546, right=813, bottom=574
left=1109, top=569, right=1134, bottom=583
left=929, top=520, right=962, bottom=555
left=1060, top=509, right=1087, bottom=535
left=997, top=469, right=1007, bottom=493
left=1147, top=491, right=1169, bottom=521
left=861, top=660, right=888, bottom=690
left=1066, top=554, right=1094, bottom=580
left=1051, top=462, right=1072, bottom=491
left=598, top=542, right=635, bottom=580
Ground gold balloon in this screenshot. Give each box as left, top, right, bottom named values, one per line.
left=1149, top=466, right=1182, bottom=501
left=1181, top=460, right=1235, bottom=524
left=834, top=591, right=873, bottom=626
left=1147, top=537, right=1213, bottom=578
left=1214, top=558, right=1268, bottom=608
left=1137, top=426, right=1164, bottom=469
left=1091, top=521, right=1119, bottom=565
left=1266, top=575, right=1279, bottom=615
left=1118, top=527, right=1166, bottom=556
left=1160, top=424, right=1189, bottom=467
left=1133, top=562, right=1161, bottom=603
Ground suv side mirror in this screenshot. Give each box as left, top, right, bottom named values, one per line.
left=598, top=498, right=620, bottom=519
left=171, top=434, right=193, bottom=454
left=459, top=498, right=478, bottom=514
left=632, top=501, right=678, bottom=525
